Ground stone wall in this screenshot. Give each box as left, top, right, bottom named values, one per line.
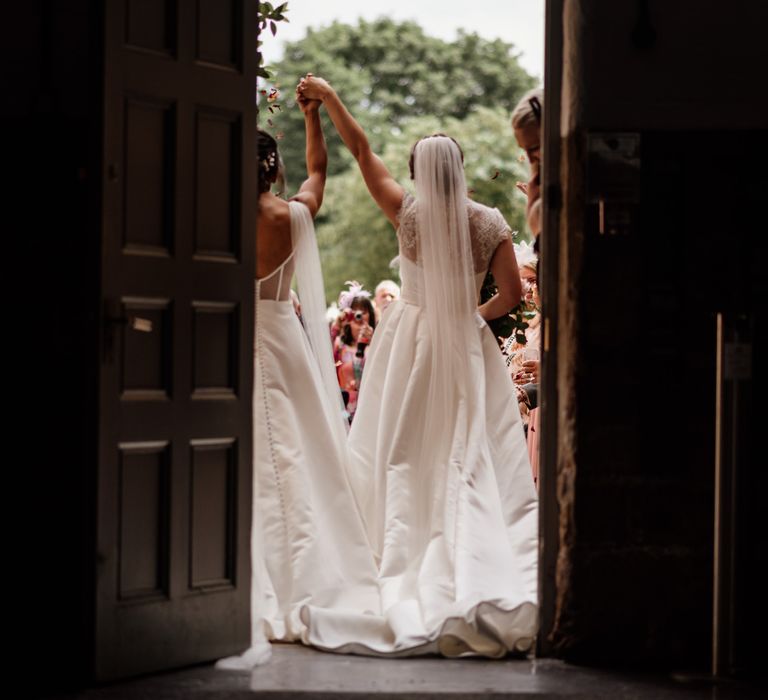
left=547, top=0, right=768, bottom=671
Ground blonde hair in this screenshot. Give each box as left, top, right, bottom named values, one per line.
left=511, top=87, right=544, bottom=130
left=528, top=198, right=542, bottom=237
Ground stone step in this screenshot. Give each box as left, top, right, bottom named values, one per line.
left=52, top=644, right=763, bottom=699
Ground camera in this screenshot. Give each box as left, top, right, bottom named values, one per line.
left=344, top=309, right=364, bottom=323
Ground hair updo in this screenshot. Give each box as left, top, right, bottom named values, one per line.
left=408, top=133, right=464, bottom=180
left=510, top=87, right=544, bottom=130
left=258, top=129, right=279, bottom=194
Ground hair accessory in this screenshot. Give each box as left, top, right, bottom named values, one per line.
left=260, top=151, right=276, bottom=172
left=528, top=96, right=542, bottom=124
left=338, top=280, right=371, bottom=310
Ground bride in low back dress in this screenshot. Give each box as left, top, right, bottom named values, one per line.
left=296, top=76, right=539, bottom=658
left=218, top=92, right=379, bottom=669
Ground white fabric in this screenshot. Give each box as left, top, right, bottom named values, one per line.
left=411, top=137, right=479, bottom=553
left=249, top=295, right=379, bottom=640
left=298, top=179, right=539, bottom=657
left=217, top=203, right=379, bottom=671
left=397, top=194, right=513, bottom=271
left=222, top=180, right=538, bottom=665
left=289, top=200, right=349, bottom=439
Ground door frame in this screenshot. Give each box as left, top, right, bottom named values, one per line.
left=537, top=0, right=564, bottom=656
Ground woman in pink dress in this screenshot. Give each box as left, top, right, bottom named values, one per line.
left=333, top=282, right=376, bottom=421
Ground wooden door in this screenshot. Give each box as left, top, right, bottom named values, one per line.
left=97, top=0, right=256, bottom=679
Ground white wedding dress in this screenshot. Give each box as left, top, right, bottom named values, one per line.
left=218, top=201, right=380, bottom=669
left=299, top=192, right=539, bottom=658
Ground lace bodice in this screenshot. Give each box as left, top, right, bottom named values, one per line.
left=396, top=192, right=512, bottom=274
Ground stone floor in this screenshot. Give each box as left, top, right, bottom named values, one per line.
left=50, top=644, right=764, bottom=699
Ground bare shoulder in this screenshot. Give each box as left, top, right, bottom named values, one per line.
left=259, top=195, right=291, bottom=225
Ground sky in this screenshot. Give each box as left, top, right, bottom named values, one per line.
left=260, top=0, right=545, bottom=79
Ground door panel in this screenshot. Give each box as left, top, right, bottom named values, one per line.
left=196, top=0, right=242, bottom=69
left=123, top=97, right=175, bottom=253
left=98, top=0, right=256, bottom=679
left=125, top=0, right=177, bottom=55
left=195, top=109, right=241, bottom=260
left=118, top=442, right=171, bottom=601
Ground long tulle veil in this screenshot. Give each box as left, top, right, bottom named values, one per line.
left=288, top=201, right=349, bottom=442
left=412, top=136, right=483, bottom=541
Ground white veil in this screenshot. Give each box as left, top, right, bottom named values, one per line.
left=412, top=136, right=482, bottom=534
left=289, top=200, right=349, bottom=442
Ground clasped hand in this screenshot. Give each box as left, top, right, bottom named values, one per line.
left=296, top=73, right=333, bottom=104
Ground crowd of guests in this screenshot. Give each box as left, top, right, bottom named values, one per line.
left=507, top=86, right=543, bottom=486
left=325, top=279, right=400, bottom=422
left=322, top=245, right=540, bottom=485
left=503, top=241, right=541, bottom=485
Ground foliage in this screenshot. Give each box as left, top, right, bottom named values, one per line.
left=262, top=18, right=536, bottom=184
left=257, top=3, right=289, bottom=80
left=316, top=107, right=532, bottom=303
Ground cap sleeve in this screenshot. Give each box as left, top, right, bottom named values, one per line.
left=492, top=207, right=513, bottom=245
left=395, top=191, right=418, bottom=256
left=396, top=192, right=415, bottom=226
left=469, top=205, right=514, bottom=271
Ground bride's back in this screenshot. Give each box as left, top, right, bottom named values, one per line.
left=396, top=194, right=512, bottom=275
left=256, top=195, right=296, bottom=303
left=256, top=194, right=292, bottom=279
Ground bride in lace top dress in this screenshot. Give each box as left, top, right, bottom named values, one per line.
left=295, top=76, right=538, bottom=658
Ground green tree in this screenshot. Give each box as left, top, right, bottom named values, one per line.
left=262, top=18, right=536, bottom=187
left=316, top=107, right=532, bottom=302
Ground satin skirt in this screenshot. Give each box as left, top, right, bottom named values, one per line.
left=252, top=299, right=380, bottom=643
left=300, top=298, right=539, bottom=657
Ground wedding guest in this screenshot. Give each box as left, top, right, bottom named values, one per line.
left=334, top=281, right=376, bottom=421
left=511, top=87, right=543, bottom=252
left=503, top=241, right=540, bottom=486
left=511, top=87, right=542, bottom=167
left=373, top=279, right=400, bottom=320
left=329, top=302, right=342, bottom=344
left=511, top=89, right=544, bottom=485
left=504, top=242, right=540, bottom=378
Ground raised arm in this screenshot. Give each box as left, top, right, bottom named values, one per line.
left=298, top=75, right=404, bottom=226
left=291, top=95, right=327, bottom=218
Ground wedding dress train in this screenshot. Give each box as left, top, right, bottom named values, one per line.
left=299, top=193, right=539, bottom=657
left=217, top=201, right=379, bottom=669
left=224, top=181, right=538, bottom=666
